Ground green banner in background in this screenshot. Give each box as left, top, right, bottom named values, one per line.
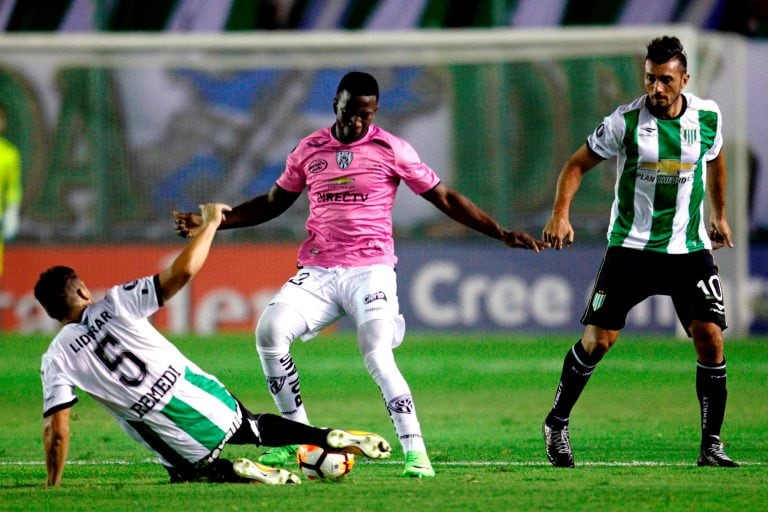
left=28, top=68, right=140, bottom=237
left=451, top=56, right=640, bottom=235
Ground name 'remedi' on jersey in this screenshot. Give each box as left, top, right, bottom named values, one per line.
left=587, top=92, right=722, bottom=254
left=41, top=276, right=241, bottom=467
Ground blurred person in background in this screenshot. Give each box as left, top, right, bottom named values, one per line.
left=0, top=105, right=21, bottom=276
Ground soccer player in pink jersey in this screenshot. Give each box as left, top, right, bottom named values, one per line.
left=175, top=71, right=546, bottom=477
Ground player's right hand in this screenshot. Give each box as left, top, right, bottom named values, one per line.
left=173, top=210, right=204, bottom=238
left=542, top=216, right=574, bottom=250
left=502, top=230, right=549, bottom=252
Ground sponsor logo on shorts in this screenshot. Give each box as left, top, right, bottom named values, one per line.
left=364, top=291, right=387, bottom=304
left=387, top=394, right=414, bottom=414
left=710, top=303, right=726, bottom=316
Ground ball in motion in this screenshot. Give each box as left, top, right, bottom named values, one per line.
left=296, top=444, right=355, bottom=480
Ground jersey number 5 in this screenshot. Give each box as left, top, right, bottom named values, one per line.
left=94, top=334, right=148, bottom=387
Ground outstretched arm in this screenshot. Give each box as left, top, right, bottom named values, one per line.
left=542, top=144, right=602, bottom=249
left=174, top=184, right=301, bottom=238
left=43, top=408, right=71, bottom=487
left=421, top=183, right=546, bottom=252
left=160, top=203, right=231, bottom=303
left=706, top=151, right=734, bottom=250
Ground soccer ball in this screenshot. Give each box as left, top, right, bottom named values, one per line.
left=296, top=444, right=355, bottom=480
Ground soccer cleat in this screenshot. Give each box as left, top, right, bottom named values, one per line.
left=232, top=457, right=301, bottom=484
left=697, top=439, right=739, bottom=467
left=543, top=422, right=575, bottom=468
left=257, top=444, right=298, bottom=466
left=402, top=451, right=435, bottom=478
left=326, top=429, right=392, bottom=459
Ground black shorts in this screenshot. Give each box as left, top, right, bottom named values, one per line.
left=581, top=247, right=727, bottom=335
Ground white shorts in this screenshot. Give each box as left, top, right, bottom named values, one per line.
left=270, top=265, right=406, bottom=346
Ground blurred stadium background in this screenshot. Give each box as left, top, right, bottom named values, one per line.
left=0, top=0, right=766, bottom=336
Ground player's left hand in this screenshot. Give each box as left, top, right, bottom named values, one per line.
left=709, top=218, right=734, bottom=250
left=502, top=230, right=550, bottom=252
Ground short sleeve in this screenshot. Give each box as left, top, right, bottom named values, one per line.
left=390, top=137, right=441, bottom=195
left=587, top=109, right=626, bottom=160
left=276, top=146, right=307, bottom=193
left=704, top=104, right=723, bottom=162
left=108, top=276, right=161, bottom=320
left=41, top=351, right=78, bottom=417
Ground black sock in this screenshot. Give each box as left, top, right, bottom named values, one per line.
left=546, top=341, right=597, bottom=427
left=696, top=360, right=727, bottom=445
left=255, top=413, right=330, bottom=448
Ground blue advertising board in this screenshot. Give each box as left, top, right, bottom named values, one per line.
left=392, top=242, right=768, bottom=335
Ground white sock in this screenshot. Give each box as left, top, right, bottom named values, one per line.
left=256, top=304, right=309, bottom=424
left=363, top=348, right=426, bottom=453
left=257, top=346, right=309, bottom=424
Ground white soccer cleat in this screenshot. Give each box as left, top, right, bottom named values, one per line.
left=232, top=457, right=301, bottom=484
left=326, top=429, right=392, bottom=459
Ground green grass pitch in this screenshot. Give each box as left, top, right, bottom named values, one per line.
left=1, top=332, right=766, bottom=511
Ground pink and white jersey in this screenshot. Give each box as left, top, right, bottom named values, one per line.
left=276, top=124, right=441, bottom=267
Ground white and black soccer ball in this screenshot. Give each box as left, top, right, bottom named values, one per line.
left=296, top=444, right=355, bottom=480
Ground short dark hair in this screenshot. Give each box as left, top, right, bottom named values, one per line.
left=34, top=266, right=79, bottom=321
left=336, top=71, right=379, bottom=100
left=646, top=36, right=687, bottom=71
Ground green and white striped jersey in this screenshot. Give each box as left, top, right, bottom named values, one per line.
left=41, top=275, right=240, bottom=468
left=587, top=93, right=722, bottom=254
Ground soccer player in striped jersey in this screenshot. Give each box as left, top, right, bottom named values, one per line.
left=35, top=203, right=391, bottom=487
left=541, top=36, right=737, bottom=468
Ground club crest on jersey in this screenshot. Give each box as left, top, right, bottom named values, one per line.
left=682, top=127, right=699, bottom=145
left=336, top=151, right=354, bottom=170
left=592, top=291, right=607, bottom=311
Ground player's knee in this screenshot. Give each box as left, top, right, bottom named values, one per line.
left=362, top=348, right=398, bottom=381
left=255, top=306, right=297, bottom=351
left=582, top=328, right=618, bottom=361
left=691, top=321, right=724, bottom=363
left=358, top=319, right=395, bottom=352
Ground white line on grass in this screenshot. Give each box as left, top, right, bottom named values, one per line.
left=3, top=460, right=766, bottom=467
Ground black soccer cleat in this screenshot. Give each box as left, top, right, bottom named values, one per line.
left=697, top=439, right=739, bottom=467
left=542, top=421, right=575, bottom=468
